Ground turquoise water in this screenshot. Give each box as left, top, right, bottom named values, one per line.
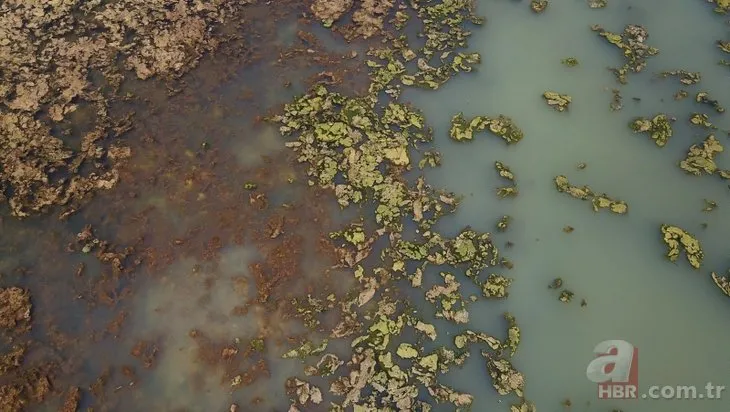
left=402, top=0, right=730, bottom=410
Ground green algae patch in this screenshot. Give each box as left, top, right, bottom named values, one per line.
left=562, top=57, right=579, bottom=66
left=484, top=354, right=526, bottom=396
left=592, top=24, right=659, bottom=83
left=503, top=313, right=521, bottom=357
left=495, top=162, right=516, bottom=182
left=282, top=339, right=329, bottom=360
left=495, top=162, right=518, bottom=199
left=660, top=225, right=703, bottom=269
left=397, top=343, right=420, bottom=359
left=696, top=92, right=725, bottom=113
left=588, top=0, right=607, bottom=8
left=549, top=278, right=563, bottom=289
left=543, top=91, right=572, bottom=112
left=679, top=134, right=726, bottom=176
left=559, top=290, right=575, bottom=303
left=630, top=114, right=674, bottom=147
left=271, top=0, right=542, bottom=408
left=497, top=186, right=519, bottom=198
left=418, top=150, right=442, bottom=169
left=610, top=89, right=623, bottom=111
left=496, top=215, right=512, bottom=232
left=659, top=70, right=701, bottom=85
left=554, top=175, right=628, bottom=214
left=711, top=272, right=730, bottom=297
left=449, top=113, right=524, bottom=144
left=426, top=272, right=470, bottom=324
left=702, top=199, right=718, bottom=212
left=530, top=0, right=548, bottom=13
left=708, top=0, right=729, bottom=14
left=689, top=113, right=717, bottom=130
left=483, top=274, right=513, bottom=298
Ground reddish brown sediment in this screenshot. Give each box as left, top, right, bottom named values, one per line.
left=0, top=0, right=374, bottom=408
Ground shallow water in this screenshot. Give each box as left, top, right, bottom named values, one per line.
left=3, top=1, right=730, bottom=411
left=402, top=0, right=730, bottom=410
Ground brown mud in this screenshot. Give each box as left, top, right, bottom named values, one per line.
left=1, top=1, right=378, bottom=410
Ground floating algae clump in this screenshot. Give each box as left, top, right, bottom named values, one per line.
left=530, top=0, right=548, bottom=13
left=495, top=161, right=519, bottom=199
left=559, top=290, right=575, bottom=303
left=496, top=215, right=512, bottom=232
left=659, top=70, right=701, bottom=85
left=562, top=57, right=579, bottom=66
left=588, top=0, right=607, bottom=8
left=483, top=274, right=513, bottom=298
left=689, top=113, right=716, bottom=129
left=679, top=134, right=727, bottom=176
left=425, top=272, right=470, bottom=324
left=273, top=0, right=536, bottom=408
left=696, top=92, right=725, bottom=113
left=719, top=40, right=730, bottom=53
left=711, top=271, right=730, bottom=297
left=630, top=114, right=674, bottom=147
left=543, top=91, right=572, bottom=112
left=660, top=225, right=704, bottom=269
left=449, top=113, right=524, bottom=143
left=554, top=175, right=628, bottom=214
left=592, top=24, right=659, bottom=83
left=708, top=0, right=729, bottom=14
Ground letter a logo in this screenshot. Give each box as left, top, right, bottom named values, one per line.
left=586, top=340, right=635, bottom=383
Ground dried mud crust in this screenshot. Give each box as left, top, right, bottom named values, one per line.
left=0, top=287, right=53, bottom=412
left=310, top=0, right=396, bottom=39
left=0, top=0, right=253, bottom=218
